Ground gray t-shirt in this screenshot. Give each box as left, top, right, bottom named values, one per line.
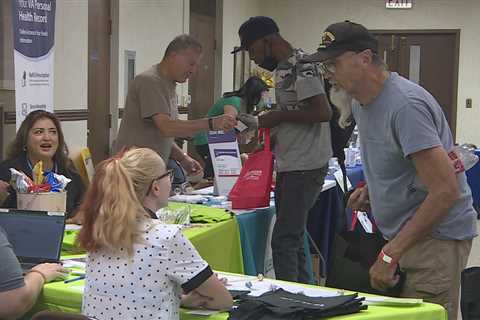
left=0, top=226, right=25, bottom=292
left=115, top=64, right=178, bottom=161
left=352, top=72, right=477, bottom=240
left=272, top=49, right=332, bottom=172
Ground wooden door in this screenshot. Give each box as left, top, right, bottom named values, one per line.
left=372, top=31, right=459, bottom=140
left=88, top=0, right=111, bottom=164
left=188, top=12, right=216, bottom=121
left=188, top=0, right=216, bottom=161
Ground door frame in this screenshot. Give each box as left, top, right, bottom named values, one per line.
left=87, top=0, right=112, bottom=164
left=370, top=29, right=460, bottom=140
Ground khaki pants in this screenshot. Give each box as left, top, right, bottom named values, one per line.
left=399, top=236, right=472, bottom=320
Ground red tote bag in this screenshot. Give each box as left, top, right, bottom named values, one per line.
left=229, top=128, right=274, bottom=209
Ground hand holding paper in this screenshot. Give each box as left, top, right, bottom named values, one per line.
left=237, top=113, right=259, bottom=131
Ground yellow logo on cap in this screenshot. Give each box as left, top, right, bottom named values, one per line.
left=319, top=31, right=335, bottom=48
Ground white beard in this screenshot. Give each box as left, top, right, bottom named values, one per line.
left=329, top=85, right=353, bottom=129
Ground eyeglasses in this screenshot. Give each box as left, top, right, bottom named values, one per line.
left=319, top=60, right=336, bottom=76
left=148, top=169, right=174, bottom=193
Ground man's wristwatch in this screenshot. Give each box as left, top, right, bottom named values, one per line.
left=208, top=118, right=214, bottom=130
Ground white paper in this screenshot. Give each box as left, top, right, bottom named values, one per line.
left=190, top=186, right=215, bottom=195
left=219, top=273, right=340, bottom=298
left=65, top=224, right=82, bottom=231
left=357, top=211, right=373, bottom=234
left=185, top=309, right=220, bottom=316
left=321, top=179, right=336, bottom=192
left=363, top=296, right=423, bottom=306
left=334, top=170, right=352, bottom=193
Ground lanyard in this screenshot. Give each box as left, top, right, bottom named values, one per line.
left=26, top=158, right=57, bottom=173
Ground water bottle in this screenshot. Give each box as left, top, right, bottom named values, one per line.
left=345, top=142, right=357, bottom=168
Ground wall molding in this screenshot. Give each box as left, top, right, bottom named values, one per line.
left=4, top=109, right=89, bottom=124
left=3, top=106, right=190, bottom=124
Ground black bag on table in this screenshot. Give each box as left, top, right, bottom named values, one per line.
left=461, top=266, right=480, bottom=320
left=228, top=288, right=366, bottom=320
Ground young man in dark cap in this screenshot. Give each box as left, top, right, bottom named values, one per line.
left=233, top=16, right=333, bottom=283
left=305, top=21, right=476, bottom=319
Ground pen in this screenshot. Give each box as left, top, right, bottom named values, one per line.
left=64, top=275, right=86, bottom=283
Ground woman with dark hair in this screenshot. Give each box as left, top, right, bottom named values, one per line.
left=193, top=76, right=269, bottom=178
left=0, top=110, right=85, bottom=217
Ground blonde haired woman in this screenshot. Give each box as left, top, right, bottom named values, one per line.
left=77, top=148, right=232, bottom=319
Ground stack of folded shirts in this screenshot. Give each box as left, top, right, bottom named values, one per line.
left=229, top=289, right=366, bottom=320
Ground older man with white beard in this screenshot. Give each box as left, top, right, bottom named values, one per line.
left=304, top=21, right=477, bottom=320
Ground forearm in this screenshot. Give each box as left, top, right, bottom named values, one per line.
left=159, top=119, right=209, bottom=137
left=385, top=191, right=457, bottom=259
left=181, top=291, right=210, bottom=309
left=181, top=290, right=231, bottom=310
left=22, top=272, right=45, bottom=310
left=0, top=273, right=45, bottom=319
left=170, top=144, right=187, bottom=162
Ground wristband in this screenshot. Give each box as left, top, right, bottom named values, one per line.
left=29, top=269, right=47, bottom=283
left=208, top=118, right=214, bottom=130
left=379, top=249, right=397, bottom=266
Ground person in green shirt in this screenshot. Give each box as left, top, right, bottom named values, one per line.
left=193, top=76, right=269, bottom=178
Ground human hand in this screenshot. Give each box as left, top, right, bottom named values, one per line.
left=212, top=114, right=237, bottom=131
left=237, top=113, right=259, bottom=131
left=180, top=155, right=203, bottom=176
left=0, top=180, right=10, bottom=204
left=369, top=256, right=400, bottom=292
left=32, top=263, right=69, bottom=283
left=215, top=273, right=228, bottom=286
left=347, top=185, right=370, bottom=211
left=66, top=210, right=84, bottom=225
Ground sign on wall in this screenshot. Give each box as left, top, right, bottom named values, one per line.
left=386, top=0, right=413, bottom=9
left=11, top=0, right=56, bottom=130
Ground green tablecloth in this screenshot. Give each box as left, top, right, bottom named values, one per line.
left=27, top=218, right=243, bottom=317
left=61, top=204, right=243, bottom=274
left=180, top=302, right=446, bottom=320
left=31, top=270, right=447, bottom=320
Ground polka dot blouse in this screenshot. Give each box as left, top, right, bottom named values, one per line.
left=82, top=220, right=213, bottom=320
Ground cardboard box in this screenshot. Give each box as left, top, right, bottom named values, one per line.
left=17, top=191, right=67, bottom=212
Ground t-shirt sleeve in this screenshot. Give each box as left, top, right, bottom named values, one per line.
left=393, top=100, right=443, bottom=158
left=136, top=76, right=171, bottom=119
left=167, top=228, right=212, bottom=293
left=222, top=96, right=242, bottom=113
left=295, top=62, right=325, bottom=101
left=0, top=227, right=25, bottom=292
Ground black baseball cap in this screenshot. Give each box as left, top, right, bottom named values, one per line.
left=303, top=21, right=378, bottom=62
left=231, top=16, right=279, bottom=54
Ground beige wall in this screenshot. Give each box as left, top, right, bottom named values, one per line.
left=3, top=0, right=480, bottom=156
left=53, top=0, right=88, bottom=150
left=261, top=0, right=480, bottom=145
left=220, top=0, right=262, bottom=94
left=118, top=0, right=189, bottom=107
